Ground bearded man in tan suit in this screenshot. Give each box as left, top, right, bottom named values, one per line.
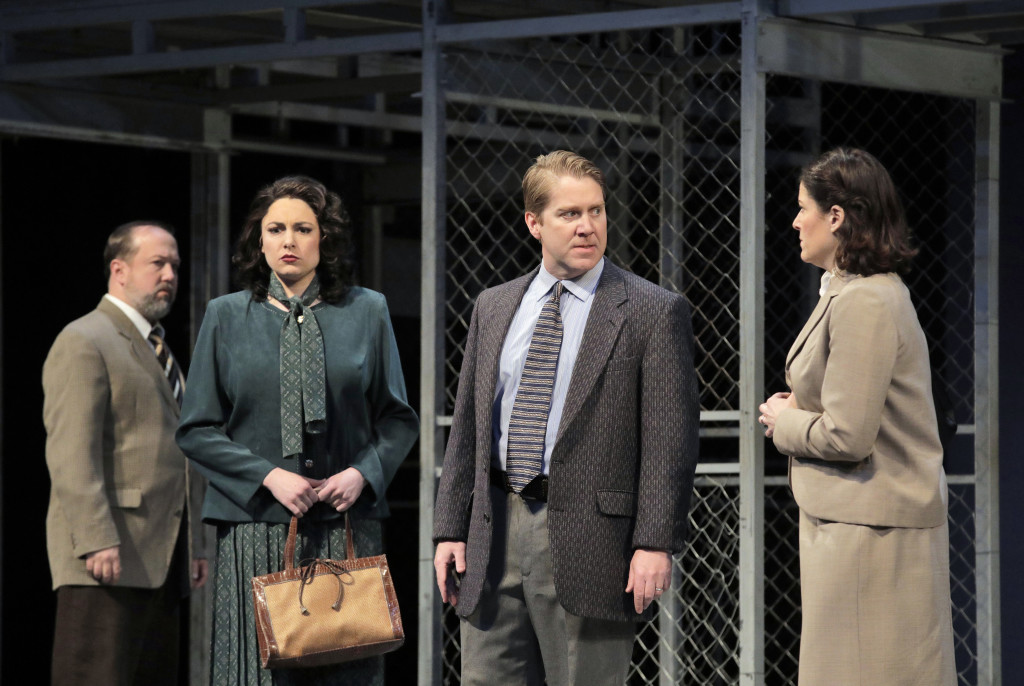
left=43, top=221, right=207, bottom=686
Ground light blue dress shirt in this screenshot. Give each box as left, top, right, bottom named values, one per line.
left=491, top=258, right=605, bottom=473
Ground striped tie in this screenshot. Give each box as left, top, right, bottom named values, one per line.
left=148, top=328, right=185, bottom=408
left=506, top=282, right=564, bottom=492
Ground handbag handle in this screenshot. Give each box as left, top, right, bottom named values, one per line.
left=284, top=516, right=299, bottom=572
left=282, top=513, right=357, bottom=572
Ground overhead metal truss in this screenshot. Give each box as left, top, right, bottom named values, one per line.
left=0, top=0, right=1021, bottom=147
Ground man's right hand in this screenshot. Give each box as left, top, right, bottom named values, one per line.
left=433, top=541, right=467, bottom=606
left=262, top=468, right=323, bottom=517
left=85, top=545, right=121, bottom=584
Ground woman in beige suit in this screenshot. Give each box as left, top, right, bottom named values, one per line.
left=759, top=148, right=956, bottom=685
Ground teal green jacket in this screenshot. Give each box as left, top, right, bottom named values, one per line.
left=176, top=288, right=418, bottom=524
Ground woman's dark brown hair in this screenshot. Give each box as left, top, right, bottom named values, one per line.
left=233, top=175, right=354, bottom=302
left=800, top=147, right=917, bottom=276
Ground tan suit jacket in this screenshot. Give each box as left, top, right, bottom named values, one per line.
left=774, top=272, right=947, bottom=528
left=43, top=297, right=201, bottom=590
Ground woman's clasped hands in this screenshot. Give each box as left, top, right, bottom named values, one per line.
left=262, top=466, right=367, bottom=516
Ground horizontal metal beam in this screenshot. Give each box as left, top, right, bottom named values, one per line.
left=919, top=14, right=1024, bottom=36
left=847, top=0, right=1024, bottom=28
left=237, top=98, right=663, bottom=152
left=445, top=91, right=656, bottom=126
left=0, top=0, right=376, bottom=33
left=308, top=5, right=422, bottom=30
left=0, top=30, right=422, bottom=81
left=779, top=0, right=976, bottom=16
left=233, top=101, right=424, bottom=132
left=437, top=411, right=746, bottom=429
left=947, top=474, right=978, bottom=485
left=0, top=115, right=388, bottom=164
left=214, top=72, right=421, bottom=105
left=230, top=138, right=386, bottom=163
left=701, top=410, right=743, bottom=422
left=435, top=2, right=743, bottom=44
left=979, top=28, right=1024, bottom=43
left=0, top=117, right=207, bottom=151
left=696, top=462, right=741, bottom=475
left=0, top=81, right=208, bottom=138
left=758, top=17, right=1003, bottom=100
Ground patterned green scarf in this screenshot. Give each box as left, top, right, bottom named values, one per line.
left=268, top=272, right=326, bottom=458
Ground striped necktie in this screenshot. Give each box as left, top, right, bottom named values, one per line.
left=506, top=281, right=564, bottom=492
left=148, top=328, right=185, bottom=408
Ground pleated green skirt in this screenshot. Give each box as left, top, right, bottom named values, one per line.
left=211, top=517, right=385, bottom=686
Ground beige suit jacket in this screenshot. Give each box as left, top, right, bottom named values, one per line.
left=774, top=272, right=947, bottom=528
left=43, top=297, right=202, bottom=589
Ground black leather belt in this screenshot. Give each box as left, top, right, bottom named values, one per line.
left=490, top=468, right=549, bottom=502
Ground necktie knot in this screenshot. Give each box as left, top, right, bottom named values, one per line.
left=551, top=281, right=564, bottom=310
left=285, top=296, right=308, bottom=324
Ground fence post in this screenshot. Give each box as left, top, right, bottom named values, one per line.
left=739, top=1, right=767, bottom=684
left=419, top=1, right=448, bottom=684
left=974, top=98, right=1001, bottom=686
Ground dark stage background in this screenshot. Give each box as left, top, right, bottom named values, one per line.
left=2, top=52, right=1023, bottom=684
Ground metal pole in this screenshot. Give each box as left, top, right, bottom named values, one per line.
left=739, top=1, right=768, bottom=684
left=974, top=98, right=1001, bottom=686
left=419, top=1, right=448, bottom=683
left=0, top=138, right=5, bottom=674
left=657, top=41, right=687, bottom=682
left=189, top=108, right=231, bottom=339
left=187, top=106, right=231, bottom=686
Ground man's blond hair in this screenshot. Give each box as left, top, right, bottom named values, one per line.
left=522, top=150, right=605, bottom=216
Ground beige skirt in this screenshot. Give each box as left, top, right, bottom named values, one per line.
left=798, top=509, right=956, bottom=686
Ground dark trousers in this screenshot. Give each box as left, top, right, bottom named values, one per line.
left=51, top=583, right=181, bottom=686
left=51, top=520, right=188, bottom=686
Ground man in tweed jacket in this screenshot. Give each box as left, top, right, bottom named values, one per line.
left=434, top=151, right=699, bottom=685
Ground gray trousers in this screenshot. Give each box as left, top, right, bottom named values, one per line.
left=459, top=486, right=635, bottom=686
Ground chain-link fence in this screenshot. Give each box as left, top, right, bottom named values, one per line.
left=431, top=17, right=985, bottom=686
left=760, top=76, right=980, bottom=684
left=443, top=25, right=743, bottom=415
left=763, top=78, right=977, bottom=426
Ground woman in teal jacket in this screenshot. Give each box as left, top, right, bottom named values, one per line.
left=177, top=175, right=418, bottom=685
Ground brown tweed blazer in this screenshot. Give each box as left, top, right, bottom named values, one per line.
left=434, top=261, right=700, bottom=622
left=43, top=298, right=203, bottom=590
left=774, top=272, right=947, bottom=528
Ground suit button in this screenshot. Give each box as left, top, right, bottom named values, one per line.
left=304, top=459, right=314, bottom=469
left=174, top=509, right=183, bottom=517
left=483, top=514, right=491, bottom=524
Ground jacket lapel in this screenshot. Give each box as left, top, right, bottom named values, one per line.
left=475, top=271, right=536, bottom=432
left=784, top=274, right=850, bottom=368
left=98, top=298, right=180, bottom=414
left=554, top=262, right=627, bottom=446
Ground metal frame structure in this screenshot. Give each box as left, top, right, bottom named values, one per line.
left=0, top=2, right=1010, bottom=684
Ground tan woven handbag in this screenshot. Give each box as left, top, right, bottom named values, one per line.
left=251, top=514, right=404, bottom=669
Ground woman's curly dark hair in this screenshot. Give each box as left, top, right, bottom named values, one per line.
left=233, top=175, right=355, bottom=302
left=800, top=147, right=917, bottom=276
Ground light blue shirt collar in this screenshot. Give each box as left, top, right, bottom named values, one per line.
left=531, top=258, right=605, bottom=304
